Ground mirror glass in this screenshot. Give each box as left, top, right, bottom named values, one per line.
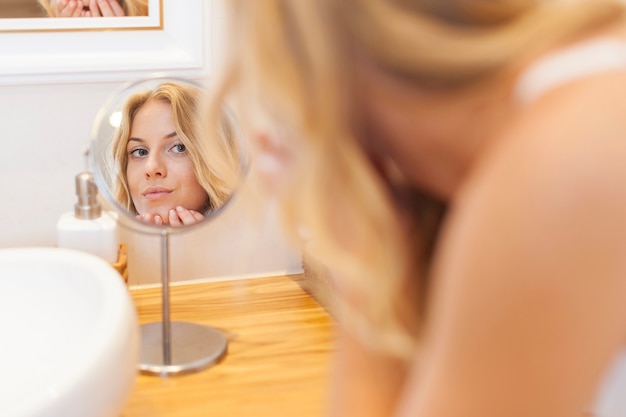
left=0, top=0, right=160, bottom=31
left=90, top=76, right=247, bottom=235
left=0, top=0, right=48, bottom=18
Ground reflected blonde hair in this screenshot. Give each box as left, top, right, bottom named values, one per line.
left=109, top=81, right=239, bottom=215
left=37, top=0, right=148, bottom=17
left=209, top=0, right=625, bottom=358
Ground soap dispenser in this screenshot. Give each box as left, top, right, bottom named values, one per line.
left=57, top=172, right=119, bottom=264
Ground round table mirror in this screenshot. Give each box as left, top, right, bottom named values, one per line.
left=89, top=75, right=248, bottom=376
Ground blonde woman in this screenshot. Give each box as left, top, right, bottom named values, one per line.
left=208, top=0, right=626, bottom=416
left=37, top=0, right=148, bottom=17
left=110, top=81, right=239, bottom=226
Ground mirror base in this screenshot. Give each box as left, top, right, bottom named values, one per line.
left=139, top=321, right=227, bottom=376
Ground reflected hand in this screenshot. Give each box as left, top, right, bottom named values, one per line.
left=136, top=212, right=164, bottom=225
left=54, top=0, right=86, bottom=17
left=53, top=0, right=125, bottom=17
left=86, top=0, right=126, bottom=17
left=136, top=206, right=205, bottom=226
left=168, top=206, right=205, bottom=226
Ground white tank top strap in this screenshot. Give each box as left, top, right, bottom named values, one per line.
left=514, top=37, right=626, bottom=105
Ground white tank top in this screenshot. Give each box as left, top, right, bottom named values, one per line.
left=514, top=37, right=626, bottom=104
left=513, top=37, right=626, bottom=417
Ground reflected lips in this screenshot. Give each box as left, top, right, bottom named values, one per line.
left=143, top=187, right=172, bottom=200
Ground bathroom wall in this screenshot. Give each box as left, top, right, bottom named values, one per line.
left=0, top=3, right=302, bottom=284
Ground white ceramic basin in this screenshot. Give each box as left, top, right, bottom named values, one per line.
left=0, top=247, right=139, bottom=417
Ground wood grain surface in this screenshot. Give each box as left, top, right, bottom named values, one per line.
left=122, top=274, right=335, bottom=417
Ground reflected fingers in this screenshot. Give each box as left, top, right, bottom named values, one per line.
left=96, top=0, right=126, bottom=17
left=171, top=206, right=205, bottom=226
left=57, top=0, right=78, bottom=17
left=107, top=0, right=126, bottom=16
left=72, top=1, right=84, bottom=17
left=136, top=213, right=163, bottom=225
left=136, top=208, right=203, bottom=226
left=88, top=0, right=100, bottom=16
left=168, top=209, right=182, bottom=227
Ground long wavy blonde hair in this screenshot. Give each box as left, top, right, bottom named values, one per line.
left=37, top=0, right=148, bottom=16
left=109, top=81, right=239, bottom=216
left=208, top=0, right=625, bottom=358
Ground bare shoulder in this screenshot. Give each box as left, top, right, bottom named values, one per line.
left=445, top=70, right=626, bottom=275
left=435, top=69, right=626, bottom=326
left=402, top=73, right=626, bottom=417
left=462, top=70, right=626, bottom=233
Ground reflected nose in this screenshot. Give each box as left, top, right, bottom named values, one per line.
left=144, top=154, right=166, bottom=178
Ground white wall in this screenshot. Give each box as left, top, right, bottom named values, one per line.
left=0, top=3, right=303, bottom=283
left=0, top=82, right=113, bottom=248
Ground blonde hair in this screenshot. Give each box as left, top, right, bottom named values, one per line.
left=109, top=81, right=239, bottom=216
left=209, top=0, right=625, bottom=358
left=38, top=0, right=148, bottom=16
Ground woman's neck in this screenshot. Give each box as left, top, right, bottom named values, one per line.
left=355, top=67, right=519, bottom=200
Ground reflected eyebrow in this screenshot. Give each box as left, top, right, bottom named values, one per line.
left=127, top=131, right=177, bottom=144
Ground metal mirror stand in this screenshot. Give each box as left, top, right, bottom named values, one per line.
left=138, top=230, right=227, bottom=376
left=89, top=75, right=242, bottom=377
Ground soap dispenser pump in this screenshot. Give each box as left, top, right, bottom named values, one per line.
left=57, top=171, right=119, bottom=264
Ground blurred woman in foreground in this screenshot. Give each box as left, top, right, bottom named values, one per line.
left=208, top=1, right=626, bottom=416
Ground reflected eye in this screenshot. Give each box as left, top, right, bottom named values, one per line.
left=129, top=148, right=148, bottom=158
left=171, top=143, right=186, bottom=154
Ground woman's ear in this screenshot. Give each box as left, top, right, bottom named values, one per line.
left=252, top=132, right=296, bottom=196
left=255, top=133, right=286, bottom=174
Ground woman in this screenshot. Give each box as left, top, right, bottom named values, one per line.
left=37, top=0, right=148, bottom=17
left=110, top=81, right=238, bottom=226
left=207, top=0, right=626, bottom=416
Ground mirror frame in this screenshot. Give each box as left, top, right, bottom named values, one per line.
left=0, top=0, right=213, bottom=86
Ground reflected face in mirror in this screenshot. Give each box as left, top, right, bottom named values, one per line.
left=126, top=99, right=209, bottom=226
left=92, top=77, right=244, bottom=233
left=37, top=0, right=148, bottom=17
left=107, top=80, right=240, bottom=227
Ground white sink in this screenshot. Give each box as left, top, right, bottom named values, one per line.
left=0, top=247, right=139, bottom=417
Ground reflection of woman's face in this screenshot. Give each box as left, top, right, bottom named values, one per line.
left=126, top=99, right=209, bottom=223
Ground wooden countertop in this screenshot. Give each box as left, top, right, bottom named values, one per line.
left=122, top=274, right=335, bottom=417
